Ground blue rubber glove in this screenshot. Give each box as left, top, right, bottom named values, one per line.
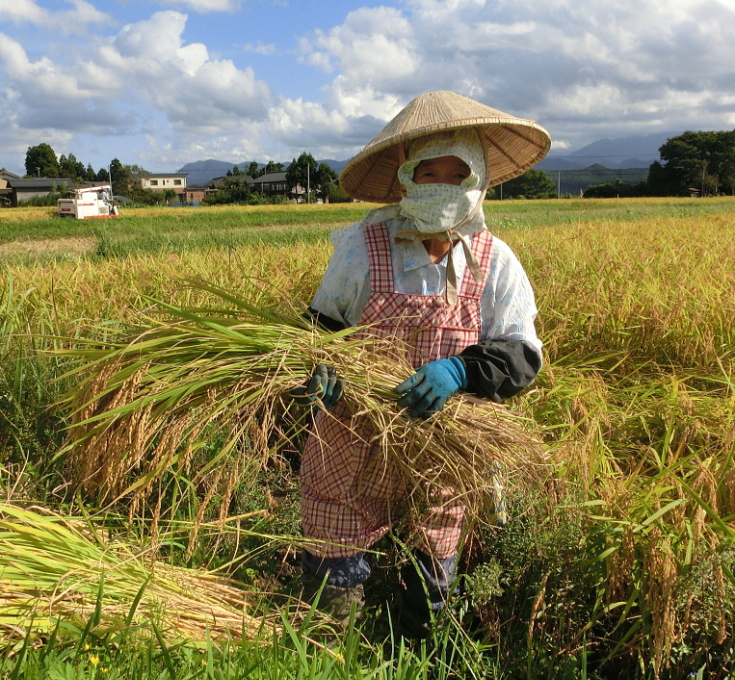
left=393, top=357, right=467, bottom=419
left=291, top=363, right=344, bottom=410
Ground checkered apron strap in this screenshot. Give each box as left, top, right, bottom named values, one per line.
left=459, top=231, right=493, bottom=299
left=363, top=222, right=394, bottom=294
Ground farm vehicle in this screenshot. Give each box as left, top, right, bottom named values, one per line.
left=58, top=185, right=119, bottom=219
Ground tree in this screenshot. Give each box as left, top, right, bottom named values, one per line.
left=654, top=129, right=735, bottom=196
left=318, top=162, right=338, bottom=185
left=109, top=158, right=130, bottom=196
left=489, top=169, right=557, bottom=199
left=231, top=165, right=242, bottom=176
left=25, top=143, right=60, bottom=178
left=286, top=153, right=338, bottom=201
left=263, top=160, right=284, bottom=175
left=645, top=161, right=677, bottom=196
left=107, top=159, right=150, bottom=198
left=59, top=153, right=87, bottom=182
left=247, top=161, right=261, bottom=178
left=583, top=178, right=647, bottom=198
left=285, top=152, right=319, bottom=197
left=201, top=178, right=252, bottom=205
left=316, top=162, right=340, bottom=201
left=321, top=181, right=352, bottom=203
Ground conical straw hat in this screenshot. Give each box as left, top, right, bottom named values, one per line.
left=339, top=90, right=552, bottom=203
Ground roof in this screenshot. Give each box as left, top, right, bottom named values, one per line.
left=0, top=168, right=21, bottom=180
left=9, top=178, right=74, bottom=189
left=251, top=172, right=288, bottom=183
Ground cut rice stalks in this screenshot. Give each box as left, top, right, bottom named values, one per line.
left=0, top=503, right=274, bottom=647
left=56, top=278, right=548, bottom=525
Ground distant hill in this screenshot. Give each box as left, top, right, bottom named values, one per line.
left=179, top=158, right=348, bottom=187
left=539, top=164, right=649, bottom=195
left=538, top=131, right=680, bottom=170
left=178, top=160, right=238, bottom=186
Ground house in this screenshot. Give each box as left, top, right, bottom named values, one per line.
left=0, top=169, right=19, bottom=206
left=250, top=171, right=307, bottom=200
left=250, top=171, right=289, bottom=196
left=202, top=172, right=306, bottom=202
left=7, top=177, right=74, bottom=207
left=184, top=186, right=207, bottom=204
left=203, top=175, right=255, bottom=200
left=134, top=172, right=188, bottom=201
left=0, top=168, right=20, bottom=189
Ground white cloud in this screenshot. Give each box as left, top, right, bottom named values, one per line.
left=0, top=33, right=98, bottom=100
left=0, top=0, right=48, bottom=25
left=0, top=0, right=112, bottom=32
left=294, top=0, right=735, bottom=151
left=298, top=7, right=419, bottom=83
left=99, top=12, right=273, bottom=127
left=158, top=0, right=241, bottom=12
left=243, top=42, right=278, bottom=56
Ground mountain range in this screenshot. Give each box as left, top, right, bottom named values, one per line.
left=537, top=131, right=677, bottom=170
left=178, top=132, right=679, bottom=185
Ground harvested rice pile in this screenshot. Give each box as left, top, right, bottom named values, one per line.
left=58, top=279, right=548, bottom=525
left=0, top=503, right=272, bottom=645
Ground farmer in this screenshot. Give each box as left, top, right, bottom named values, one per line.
left=294, top=91, right=551, bottom=637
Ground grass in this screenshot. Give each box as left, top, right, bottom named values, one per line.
left=0, top=197, right=734, bottom=678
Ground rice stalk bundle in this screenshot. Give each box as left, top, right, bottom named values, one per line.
left=57, top=279, right=547, bottom=525
left=0, top=503, right=272, bottom=646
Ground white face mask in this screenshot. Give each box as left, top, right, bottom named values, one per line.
left=396, top=128, right=488, bottom=235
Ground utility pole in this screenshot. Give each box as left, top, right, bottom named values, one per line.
left=558, top=171, right=561, bottom=197
left=701, top=161, right=706, bottom=198
left=500, top=183, right=503, bottom=200
left=307, top=163, right=310, bottom=204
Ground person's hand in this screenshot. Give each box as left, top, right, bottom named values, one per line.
left=291, top=364, right=344, bottom=410
left=393, top=357, right=467, bottom=419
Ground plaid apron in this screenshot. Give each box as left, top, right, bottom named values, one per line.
left=300, top=221, right=494, bottom=559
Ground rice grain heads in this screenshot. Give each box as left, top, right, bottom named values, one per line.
left=57, top=279, right=548, bottom=527
left=0, top=503, right=271, bottom=646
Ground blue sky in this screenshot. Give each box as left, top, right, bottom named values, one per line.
left=1, top=0, right=735, bottom=176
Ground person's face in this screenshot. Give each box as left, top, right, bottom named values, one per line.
left=412, top=155, right=471, bottom=186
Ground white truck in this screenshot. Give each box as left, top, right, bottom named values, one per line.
left=58, top=185, right=119, bottom=219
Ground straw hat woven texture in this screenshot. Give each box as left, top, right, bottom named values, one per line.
left=340, top=91, right=552, bottom=203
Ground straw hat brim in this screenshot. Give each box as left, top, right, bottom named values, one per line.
left=339, top=91, right=552, bottom=203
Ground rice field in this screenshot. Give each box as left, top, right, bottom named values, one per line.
left=0, top=197, right=734, bottom=679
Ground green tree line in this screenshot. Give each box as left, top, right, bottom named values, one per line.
left=34, top=130, right=734, bottom=205
left=22, top=144, right=353, bottom=206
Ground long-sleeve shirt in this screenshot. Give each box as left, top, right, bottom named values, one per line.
left=309, top=208, right=543, bottom=401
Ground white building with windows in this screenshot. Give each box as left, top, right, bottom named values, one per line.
left=135, top=172, right=188, bottom=199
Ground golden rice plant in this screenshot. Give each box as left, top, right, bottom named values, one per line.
left=0, top=502, right=273, bottom=646
left=56, top=278, right=547, bottom=530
